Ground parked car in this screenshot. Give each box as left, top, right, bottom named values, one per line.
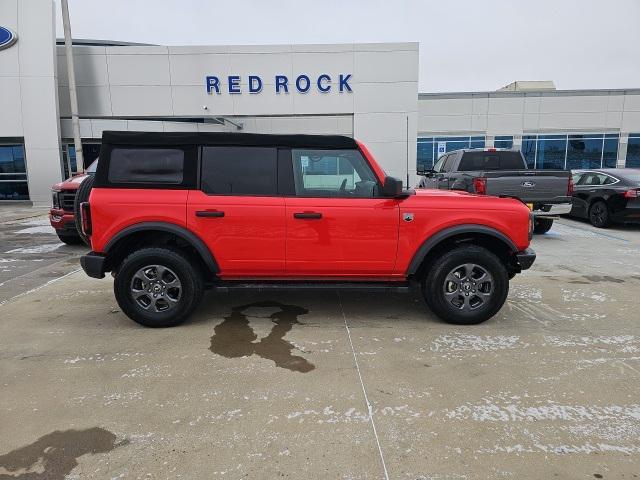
left=568, top=168, right=640, bottom=227
left=417, top=149, right=573, bottom=234
left=79, top=131, right=535, bottom=328
left=50, top=159, right=97, bottom=244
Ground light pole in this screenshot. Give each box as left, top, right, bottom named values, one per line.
left=61, top=0, right=84, bottom=174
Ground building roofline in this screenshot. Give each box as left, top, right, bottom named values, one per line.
left=418, top=88, right=640, bottom=99
left=55, top=38, right=154, bottom=47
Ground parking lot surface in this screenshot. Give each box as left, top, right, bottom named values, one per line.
left=1, top=208, right=640, bottom=479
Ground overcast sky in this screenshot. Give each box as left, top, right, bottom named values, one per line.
left=55, top=0, right=640, bottom=93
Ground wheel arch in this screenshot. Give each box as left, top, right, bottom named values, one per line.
left=103, top=222, right=219, bottom=277
left=407, top=225, right=519, bottom=280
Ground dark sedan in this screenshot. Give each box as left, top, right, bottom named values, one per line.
left=568, top=169, right=640, bottom=227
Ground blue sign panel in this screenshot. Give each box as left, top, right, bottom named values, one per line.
left=206, top=74, right=353, bottom=95
left=0, top=26, right=17, bottom=51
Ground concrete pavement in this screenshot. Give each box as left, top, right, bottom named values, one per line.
left=1, top=210, right=640, bottom=479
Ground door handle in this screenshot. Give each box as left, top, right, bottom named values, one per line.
left=294, top=212, right=322, bottom=219
left=196, top=210, right=225, bottom=218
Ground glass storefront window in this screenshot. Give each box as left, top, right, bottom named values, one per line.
left=536, top=137, right=566, bottom=170
left=0, top=144, right=29, bottom=200
left=494, top=135, right=514, bottom=149
left=521, top=133, right=619, bottom=169
left=416, top=136, right=486, bottom=172
left=62, top=143, right=101, bottom=178
left=626, top=135, right=640, bottom=168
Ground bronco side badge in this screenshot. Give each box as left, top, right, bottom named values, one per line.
left=403, top=213, right=414, bottom=222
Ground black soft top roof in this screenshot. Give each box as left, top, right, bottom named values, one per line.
left=101, top=131, right=358, bottom=149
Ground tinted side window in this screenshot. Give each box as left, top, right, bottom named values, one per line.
left=291, top=149, right=379, bottom=198
left=201, top=146, right=277, bottom=195
left=108, top=148, right=184, bottom=184
left=433, top=155, right=447, bottom=173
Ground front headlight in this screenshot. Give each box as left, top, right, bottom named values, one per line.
left=52, top=190, right=60, bottom=208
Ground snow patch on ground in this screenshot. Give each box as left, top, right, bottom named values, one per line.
left=425, top=334, right=525, bottom=355
left=14, top=226, right=55, bottom=235
left=6, top=243, right=62, bottom=254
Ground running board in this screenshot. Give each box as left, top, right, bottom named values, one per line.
left=211, top=281, right=412, bottom=293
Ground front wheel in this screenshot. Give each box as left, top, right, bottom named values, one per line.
left=56, top=231, right=84, bottom=245
left=533, top=218, right=553, bottom=234
left=114, top=247, right=204, bottom=328
left=422, top=245, right=509, bottom=325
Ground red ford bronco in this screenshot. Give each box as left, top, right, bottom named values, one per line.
left=80, top=131, right=535, bottom=327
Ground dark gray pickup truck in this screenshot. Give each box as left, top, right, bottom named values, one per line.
left=418, top=149, right=573, bottom=233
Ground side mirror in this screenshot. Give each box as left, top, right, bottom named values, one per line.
left=382, top=176, right=404, bottom=197
left=424, top=169, right=436, bottom=177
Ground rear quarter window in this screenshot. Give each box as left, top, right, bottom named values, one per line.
left=458, top=152, right=525, bottom=171
left=108, top=148, right=184, bottom=184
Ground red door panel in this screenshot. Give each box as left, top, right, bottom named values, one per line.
left=285, top=197, right=400, bottom=277
left=187, top=191, right=285, bottom=276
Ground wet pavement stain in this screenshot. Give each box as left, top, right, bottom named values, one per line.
left=0, top=427, right=127, bottom=480
left=210, top=301, right=315, bottom=373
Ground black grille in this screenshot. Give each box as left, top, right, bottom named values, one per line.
left=60, top=191, right=76, bottom=211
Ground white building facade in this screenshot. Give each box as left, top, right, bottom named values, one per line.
left=1, top=0, right=418, bottom=205
left=1, top=0, right=639, bottom=206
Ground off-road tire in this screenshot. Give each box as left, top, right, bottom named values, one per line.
left=57, top=231, right=84, bottom=245
left=73, top=175, right=95, bottom=245
left=533, top=218, right=553, bottom=234
left=589, top=200, right=611, bottom=228
left=114, top=247, right=204, bottom=328
left=422, top=245, right=509, bottom=325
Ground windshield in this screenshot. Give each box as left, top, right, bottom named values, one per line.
left=86, top=159, right=98, bottom=174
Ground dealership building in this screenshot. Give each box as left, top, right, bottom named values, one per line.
left=1, top=0, right=640, bottom=205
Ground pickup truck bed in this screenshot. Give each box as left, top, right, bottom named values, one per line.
left=418, top=149, right=573, bottom=218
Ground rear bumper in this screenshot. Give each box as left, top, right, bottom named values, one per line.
left=80, top=252, right=106, bottom=279
left=533, top=203, right=572, bottom=216
left=515, top=247, right=536, bottom=270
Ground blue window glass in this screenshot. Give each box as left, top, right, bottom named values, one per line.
left=417, top=139, right=435, bottom=172
left=494, top=135, right=513, bottom=149
left=566, top=136, right=604, bottom=170
left=0, top=144, right=29, bottom=200
left=536, top=137, right=566, bottom=169
left=602, top=136, right=619, bottom=168
left=627, top=135, right=640, bottom=168
left=417, top=136, right=486, bottom=172
left=521, top=136, right=537, bottom=168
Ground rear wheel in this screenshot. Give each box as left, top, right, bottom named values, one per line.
left=56, top=231, right=83, bottom=245
left=114, top=247, right=204, bottom=328
left=73, top=175, right=95, bottom=245
left=589, top=200, right=611, bottom=228
left=422, top=245, right=509, bottom=325
left=533, top=218, right=553, bottom=234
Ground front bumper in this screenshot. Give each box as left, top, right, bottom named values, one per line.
left=80, top=252, right=106, bottom=279
left=515, top=247, right=536, bottom=270
left=533, top=203, right=572, bottom=216
left=49, top=209, right=76, bottom=232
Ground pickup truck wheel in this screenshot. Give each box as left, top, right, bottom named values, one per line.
left=533, top=218, right=553, bottom=234
left=422, top=245, right=509, bottom=325
left=589, top=200, right=611, bottom=228
left=114, top=247, right=204, bottom=328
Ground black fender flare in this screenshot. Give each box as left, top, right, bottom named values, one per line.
left=104, top=222, right=219, bottom=274
left=406, top=224, right=518, bottom=275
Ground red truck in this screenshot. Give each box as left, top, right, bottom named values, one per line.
left=50, top=160, right=97, bottom=244
left=80, top=131, right=535, bottom=328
